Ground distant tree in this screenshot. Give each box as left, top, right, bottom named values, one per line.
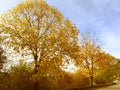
left=77, top=33, right=100, bottom=86
left=104, top=59, right=120, bottom=83
left=76, top=33, right=113, bottom=86
left=94, top=55, right=117, bottom=84
left=115, top=60, right=120, bottom=81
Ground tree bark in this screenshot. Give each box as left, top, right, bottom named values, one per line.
left=34, top=54, right=39, bottom=90
left=90, top=61, right=94, bottom=86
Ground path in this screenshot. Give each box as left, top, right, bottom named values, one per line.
left=96, top=83, right=120, bottom=90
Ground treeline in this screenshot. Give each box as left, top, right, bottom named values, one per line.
left=0, top=0, right=120, bottom=90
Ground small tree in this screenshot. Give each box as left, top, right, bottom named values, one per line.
left=77, top=33, right=104, bottom=86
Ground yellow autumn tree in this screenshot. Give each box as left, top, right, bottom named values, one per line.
left=0, top=0, right=80, bottom=89
left=76, top=33, right=104, bottom=86
left=94, top=53, right=117, bottom=84
left=77, top=33, right=117, bottom=86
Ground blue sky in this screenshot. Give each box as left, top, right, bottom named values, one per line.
left=0, top=0, right=120, bottom=58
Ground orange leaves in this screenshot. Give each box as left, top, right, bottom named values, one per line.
left=0, top=0, right=81, bottom=89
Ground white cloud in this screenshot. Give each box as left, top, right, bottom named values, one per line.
left=100, top=30, right=120, bottom=58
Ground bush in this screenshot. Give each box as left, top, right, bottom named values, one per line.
left=5, top=60, right=34, bottom=90
left=94, top=76, right=107, bottom=84
left=78, top=76, right=90, bottom=87
left=94, top=70, right=116, bottom=85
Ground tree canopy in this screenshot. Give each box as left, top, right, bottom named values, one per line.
left=0, top=0, right=80, bottom=69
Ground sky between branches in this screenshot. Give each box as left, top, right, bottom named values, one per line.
left=0, top=0, right=120, bottom=58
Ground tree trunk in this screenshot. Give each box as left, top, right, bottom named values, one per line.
left=34, top=54, right=39, bottom=90
left=90, top=61, right=94, bottom=86
left=90, top=75, right=93, bottom=86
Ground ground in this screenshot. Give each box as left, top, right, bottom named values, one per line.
left=96, top=82, right=120, bottom=90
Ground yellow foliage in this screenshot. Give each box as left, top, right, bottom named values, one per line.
left=0, top=0, right=80, bottom=89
